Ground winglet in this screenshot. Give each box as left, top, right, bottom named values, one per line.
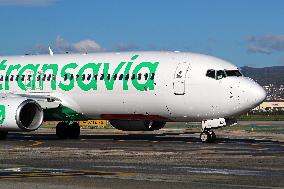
left=48, top=46, right=54, bottom=56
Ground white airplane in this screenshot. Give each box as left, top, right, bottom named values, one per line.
left=0, top=51, right=266, bottom=142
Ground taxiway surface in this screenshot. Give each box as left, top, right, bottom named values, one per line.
left=0, top=123, right=283, bottom=189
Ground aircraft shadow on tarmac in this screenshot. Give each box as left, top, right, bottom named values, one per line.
left=7, top=131, right=282, bottom=144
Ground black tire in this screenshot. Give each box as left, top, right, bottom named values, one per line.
left=0, top=131, right=8, bottom=140
left=200, top=130, right=211, bottom=143
left=68, top=122, right=80, bottom=139
left=56, top=122, right=68, bottom=139
left=210, top=131, right=216, bottom=142
left=148, top=121, right=166, bottom=131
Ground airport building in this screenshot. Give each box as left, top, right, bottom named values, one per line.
left=255, top=100, right=284, bottom=111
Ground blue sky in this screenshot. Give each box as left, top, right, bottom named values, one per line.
left=0, top=0, right=284, bottom=68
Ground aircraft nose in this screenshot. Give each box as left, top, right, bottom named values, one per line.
left=250, top=83, right=266, bottom=105
left=244, top=79, right=266, bottom=107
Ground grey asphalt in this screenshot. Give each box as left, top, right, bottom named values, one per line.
left=0, top=124, right=283, bottom=189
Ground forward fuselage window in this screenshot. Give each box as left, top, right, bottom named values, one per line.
left=225, top=70, right=242, bottom=77
left=216, top=70, right=226, bottom=80
left=206, top=69, right=242, bottom=80
left=206, top=69, right=215, bottom=79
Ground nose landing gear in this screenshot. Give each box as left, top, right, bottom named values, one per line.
left=200, top=118, right=237, bottom=143
left=56, top=122, right=80, bottom=139
left=200, top=129, right=216, bottom=143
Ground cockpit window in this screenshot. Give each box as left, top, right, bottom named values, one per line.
left=206, top=69, right=243, bottom=80
left=225, top=70, right=242, bottom=77
left=216, top=70, right=226, bottom=80
left=206, top=69, right=215, bottom=79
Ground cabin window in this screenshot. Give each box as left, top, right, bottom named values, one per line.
left=83, top=74, right=86, bottom=80
left=113, top=74, right=117, bottom=80
left=47, top=74, right=51, bottom=81
left=42, top=74, right=47, bottom=81
left=87, top=74, right=91, bottom=81
left=94, top=74, right=98, bottom=80
left=37, top=75, right=41, bottom=81
left=63, top=74, right=67, bottom=81
left=144, top=73, right=149, bottom=80
left=100, top=74, right=104, bottom=80
left=27, top=75, right=32, bottom=81
left=124, top=74, right=129, bottom=80
left=69, top=74, right=74, bottom=80
left=75, top=74, right=79, bottom=81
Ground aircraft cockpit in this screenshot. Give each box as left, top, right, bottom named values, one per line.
left=206, top=69, right=242, bottom=80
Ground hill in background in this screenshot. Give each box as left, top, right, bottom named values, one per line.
left=240, top=66, right=284, bottom=86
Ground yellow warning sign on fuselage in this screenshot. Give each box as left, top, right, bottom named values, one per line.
left=79, top=120, right=108, bottom=127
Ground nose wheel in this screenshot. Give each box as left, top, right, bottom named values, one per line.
left=200, top=130, right=216, bottom=143
left=56, top=122, right=80, bottom=139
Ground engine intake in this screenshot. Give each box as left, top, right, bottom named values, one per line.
left=0, top=97, right=43, bottom=132
left=16, top=100, right=44, bottom=131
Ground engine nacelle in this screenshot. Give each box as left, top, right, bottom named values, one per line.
left=0, top=97, right=43, bottom=132
left=110, top=120, right=166, bottom=131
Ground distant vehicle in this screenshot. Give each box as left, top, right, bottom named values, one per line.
left=0, top=51, right=266, bottom=142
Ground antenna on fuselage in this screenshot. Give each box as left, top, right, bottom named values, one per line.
left=48, top=46, right=54, bottom=56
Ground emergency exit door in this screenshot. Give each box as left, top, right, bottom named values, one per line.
left=173, top=62, right=190, bottom=95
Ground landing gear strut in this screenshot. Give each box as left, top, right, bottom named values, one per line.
left=200, top=129, right=216, bottom=143
left=56, top=122, right=80, bottom=139
left=200, top=118, right=237, bottom=143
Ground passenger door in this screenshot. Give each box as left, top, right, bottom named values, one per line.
left=173, top=62, right=190, bottom=95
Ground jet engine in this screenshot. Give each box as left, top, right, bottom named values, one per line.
left=110, top=120, right=166, bottom=131
left=0, top=97, right=43, bottom=132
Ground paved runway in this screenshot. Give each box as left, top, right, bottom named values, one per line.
left=0, top=124, right=283, bottom=189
